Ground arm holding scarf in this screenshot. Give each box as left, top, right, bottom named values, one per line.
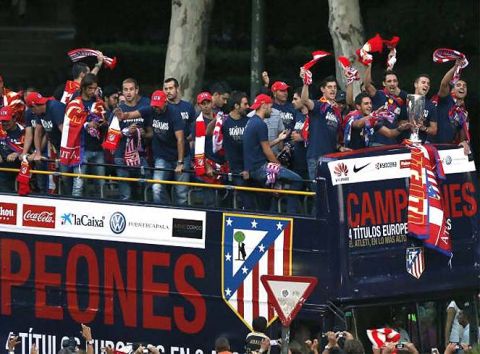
left=438, top=61, right=461, bottom=98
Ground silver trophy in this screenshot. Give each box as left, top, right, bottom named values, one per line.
left=407, top=94, right=425, bottom=142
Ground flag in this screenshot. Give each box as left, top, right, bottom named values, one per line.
left=406, top=247, right=425, bottom=279
left=222, top=214, right=293, bottom=330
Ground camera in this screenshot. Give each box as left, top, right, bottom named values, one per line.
left=395, top=343, right=405, bottom=350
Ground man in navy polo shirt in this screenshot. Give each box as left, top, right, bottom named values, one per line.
left=435, top=61, right=470, bottom=155
left=113, top=77, right=150, bottom=200
left=243, top=94, right=303, bottom=214
left=364, top=66, right=410, bottom=145
left=300, top=74, right=344, bottom=180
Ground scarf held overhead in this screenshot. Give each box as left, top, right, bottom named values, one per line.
left=68, top=48, right=117, bottom=69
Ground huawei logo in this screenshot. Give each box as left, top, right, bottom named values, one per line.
left=334, top=163, right=349, bottom=177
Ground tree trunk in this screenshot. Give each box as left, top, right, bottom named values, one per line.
left=164, top=0, right=214, bottom=102
left=327, top=0, right=365, bottom=94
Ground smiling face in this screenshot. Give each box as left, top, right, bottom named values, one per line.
left=414, top=76, right=430, bottom=96
left=451, top=80, right=467, bottom=99
left=357, top=96, right=372, bottom=116
left=383, top=73, right=399, bottom=94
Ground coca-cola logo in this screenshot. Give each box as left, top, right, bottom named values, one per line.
left=22, top=204, right=56, bottom=228
left=0, top=202, right=17, bottom=225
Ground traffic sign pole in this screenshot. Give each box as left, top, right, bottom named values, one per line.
left=281, top=326, right=290, bottom=354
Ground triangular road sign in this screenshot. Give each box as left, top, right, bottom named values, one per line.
left=261, top=275, right=317, bottom=327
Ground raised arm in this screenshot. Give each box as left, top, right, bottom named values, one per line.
left=438, top=62, right=460, bottom=98
left=91, top=52, right=104, bottom=76
left=364, top=64, right=377, bottom=97
left=300, top=68, right=315, bottom=111
left=345, top=81, right=354, bottom=109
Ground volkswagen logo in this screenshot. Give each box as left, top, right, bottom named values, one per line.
left=110, top=212, right=126, bottom=234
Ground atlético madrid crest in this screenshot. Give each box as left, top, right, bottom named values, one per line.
left=406, top=246, right=425, bottom=279
left=222, top=213, right=293, bottom=330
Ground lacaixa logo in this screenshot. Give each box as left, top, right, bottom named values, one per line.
left=22, top=204, right=56, bottom=228
left=0, top=202, right=17, bottom=225
left=172, top=218, right=203, bottom=239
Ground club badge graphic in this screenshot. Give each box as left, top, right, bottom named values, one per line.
left=222, top=213, right=293, bottom=329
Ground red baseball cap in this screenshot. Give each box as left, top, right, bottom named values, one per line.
left=271, top=81, right=289, bottom=92
left=250, top=94, right=273, bottom=110
left=150, top=90, right=167, bottom=108
left=197, top=92, right=212, bottom=104
left=25, top=92, right=49, bottom=107
left=0, top=106, right=13, bottom=121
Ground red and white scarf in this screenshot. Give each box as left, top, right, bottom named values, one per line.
left=433, top=48, right=468, bottom=84
left=194, top=113, right=207, bottom=177
left=338, top=56, right=359, bottom=85
left=356, top=33, right=384, bottom=66
left=367, top=328, right=400, bottom=350
left=60, top=80, right=80, bottom=105
left=301, top=50, right=331, bottom=86
left=60, top=97, right=106, bottom=167
left=194, top=113, right=229, bottom=183
left=212, top=111, right=225, bottom=153
left=384, top=36, right=400, bottom=69
left=405, top=141, right=452, bottom=257
left=67, top=48, right=117, bottom=69
left=124, top=127, right=141, bottom=167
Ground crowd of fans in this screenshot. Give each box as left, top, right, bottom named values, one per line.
left=0, top=47, right=471, bottom=212
left=7, top=310, right=476, bottom=354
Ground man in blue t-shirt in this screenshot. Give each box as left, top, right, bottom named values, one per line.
left=290, top=89, right=309, bottom=179
left=141, top=90, right=186, bottom=205
left=26, top=92, right=65, bottom=159
left=26, top=92, right=67, bottom=194
left=271, top=81, right=296, bottom=131
left=364, top=67, right=410, bottom=145
left=243, top=94, right=303, bottom=214
left=300, top=75, right=345, bottom=180
left=164, top=77, right=196, bottom=202
left=113, top=78, right=150, bottom=200
left=0, top=106, right=25, bottom=191
left=435, top=61, right=470, bottom=155
left=206, top=90, right=253, bottom=209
